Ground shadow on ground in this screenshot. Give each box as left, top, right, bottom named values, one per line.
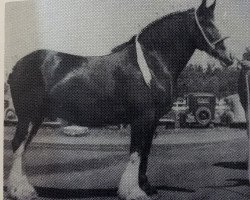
left=205, top=179, right=249, bottom=189
left=213, top=161, right=247, bottom=170
left=3, top=185, right=195, bottom=199
left=211, top=161, right=249, bottom=187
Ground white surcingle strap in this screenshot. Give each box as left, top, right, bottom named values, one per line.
left=136, top=35, right=152, bottom=88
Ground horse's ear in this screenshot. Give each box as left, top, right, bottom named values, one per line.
left=207, top=0, right=216, bottom=19
left=197, top=0, right=207, bottom=16
left=197, top=0, right=215, bottom=20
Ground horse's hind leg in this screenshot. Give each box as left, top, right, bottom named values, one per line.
left=7, top=118, right=38, bottom=200
left=7, top=93, right=44, bottom=200
left=25, top=117, right=44, bottom=150
left=7, top=117, right=43, bottom=200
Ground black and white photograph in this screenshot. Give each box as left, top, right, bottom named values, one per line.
left=3, top=0, right=250, bottom=199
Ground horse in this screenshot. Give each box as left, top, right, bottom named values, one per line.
left=7, top=0, right=234, bottom=199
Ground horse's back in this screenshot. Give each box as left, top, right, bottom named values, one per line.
left=8, top=48, right=123, bottom=90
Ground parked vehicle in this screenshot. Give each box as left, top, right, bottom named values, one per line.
left=179, top=93, right=216, bottom=127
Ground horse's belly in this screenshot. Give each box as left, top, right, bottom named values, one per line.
left=60, top=106, right=127, bottom=126
left=47, top=69, right=128, bottom=125
left=48, top=95, right=128, bottom=126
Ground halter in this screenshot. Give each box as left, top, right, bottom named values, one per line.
left=194, top=9, right=229, bottom=50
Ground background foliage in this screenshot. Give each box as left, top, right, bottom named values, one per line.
left=177, top=63, right=240, bottom=98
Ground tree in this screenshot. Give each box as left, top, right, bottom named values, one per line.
left=243, top=46, right=250, bottom=60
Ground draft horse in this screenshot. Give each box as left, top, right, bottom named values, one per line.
left=7, top=0, right=234, bottom=199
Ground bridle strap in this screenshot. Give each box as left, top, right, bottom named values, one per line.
left=212, top=36, right=229, bottom=45
left=194, top=9, right=228, bottom=50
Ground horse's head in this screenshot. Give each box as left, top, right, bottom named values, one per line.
left=192, top=0, right=234, bottom=66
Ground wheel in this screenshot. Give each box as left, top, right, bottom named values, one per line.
left=195, top=107, right=212, bottom=127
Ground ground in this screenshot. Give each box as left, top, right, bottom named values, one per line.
left=3, top=125, right=250, bottom=199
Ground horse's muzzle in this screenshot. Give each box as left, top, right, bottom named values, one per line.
left=220, top=52, right=235, bottom=67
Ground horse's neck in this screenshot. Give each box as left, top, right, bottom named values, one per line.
left=159, top=44, right=196, bottom=85
left=139, top=19, right=196, bottom=82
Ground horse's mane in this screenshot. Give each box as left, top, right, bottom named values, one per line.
left=140, top=8, right=194, bottom=34
left=110, top=8, right=194, bottom=53
left=111, top=35, right=136, bottom=53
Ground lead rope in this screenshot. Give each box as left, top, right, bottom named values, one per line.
left=246, top=69, right=250, bottom=182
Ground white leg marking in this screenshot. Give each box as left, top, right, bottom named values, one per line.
left=7, top=141, right=37, bottom=200
left=118, top=152, right=151, bottom=200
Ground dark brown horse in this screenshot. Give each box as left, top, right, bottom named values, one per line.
left=7, top=0, right=234, bottom=199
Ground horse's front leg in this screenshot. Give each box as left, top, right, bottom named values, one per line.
left=118, top=111, right=155, bottom=200
left=139, top=123, right=157, bottom=196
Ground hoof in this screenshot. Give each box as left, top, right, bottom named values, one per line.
left=131, top=195, right=152, bottom=200
left=142, top=186, right=158, bottom=196
left=128, top=193, right=152, bottom=200
left=139, top=177, right=157, bottom=196
left=149, top=193, right=162, bottom=200
left=7, top=177, right=37, bottom=200
left=118, top=188, right=151, bottom=200
left=8, top=187, right=37, bottom=200
left=118, top=194, right=151, bottom=200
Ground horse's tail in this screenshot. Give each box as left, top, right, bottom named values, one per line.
left=7, top=50, right=47, bottom=118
